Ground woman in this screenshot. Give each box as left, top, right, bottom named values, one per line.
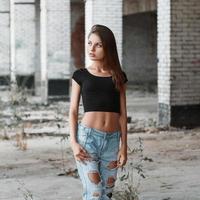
left=69, top=24, right=128, bottom=200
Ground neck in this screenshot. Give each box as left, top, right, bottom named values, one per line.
left=91, top=61, right=105, bottom=71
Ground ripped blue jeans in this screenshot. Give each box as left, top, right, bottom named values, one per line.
left=75, top=123, right=121, bottom=200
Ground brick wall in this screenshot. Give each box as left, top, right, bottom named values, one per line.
left=0, top=0, right=71, bottom=80
left=85, top=0, right=123, bottom=67
left=47, top=0, right=71, bottom=79
left=15, top=3, right=36, bottom=75
left=157, top=0, right=171, bottom=126
left=157, top=0, right=171, bottom=105
left=171, top=0, right=200, bottom=105
left=158, top=0, right=200, bottom=127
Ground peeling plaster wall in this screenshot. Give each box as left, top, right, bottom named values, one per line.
left=123, top=0, right=156, bottom=15
left=71, top=2, right=85, bottom=69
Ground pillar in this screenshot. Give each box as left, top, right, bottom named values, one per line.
left=40, top=0, right=48, bottom=104
left=157, top=0, right=200, bottom=127
left=10, top=0, right=17, bottom=95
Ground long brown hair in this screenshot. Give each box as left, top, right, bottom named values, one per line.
left=88, top=24, right=126, bottom=91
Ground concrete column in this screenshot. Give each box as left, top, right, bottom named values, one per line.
left=35, top=0, right=71, bottom=99
left=0, top=0, right=10, bottom=77
left=40, top=0, right=48, bottom=104
left=170, top=0, right=200, bottom=127
left=46, top=0, right=71, bottom=80
left=35, top=0, right=41, bottom=96
left=85, top=0, right=123, bottom=67
left=157, top=0, right=200, bottom=127
left=10, top=0, right=17, bottom=95
left=157, top=0, right=171, bottom=126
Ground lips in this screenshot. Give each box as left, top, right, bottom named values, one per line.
left=89, top=53, right=95, bottom=57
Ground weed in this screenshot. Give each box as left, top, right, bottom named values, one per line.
left=1, top=129, right=9, bottom=140
left=113, top=137, right=153, bottom=200
left=15, top=129, right=27, bottom=151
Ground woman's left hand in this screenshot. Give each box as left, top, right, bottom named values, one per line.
left=117, top=145, right=127, bottom=168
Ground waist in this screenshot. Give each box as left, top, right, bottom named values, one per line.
left=78, top=123, right=121, bottom=138
left=81, top=111, right=120, bottom=132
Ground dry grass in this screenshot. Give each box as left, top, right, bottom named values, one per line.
left=15, top=131, right=27, bottom=151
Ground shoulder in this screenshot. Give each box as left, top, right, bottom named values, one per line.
left=73, top=67, right=85, bottom=74
left=72, top=68, right=86, bottom=77
left=72, top=68, right=86, bottom=86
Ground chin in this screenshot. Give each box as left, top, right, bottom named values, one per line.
left=90, top=58, right=99, bottom=61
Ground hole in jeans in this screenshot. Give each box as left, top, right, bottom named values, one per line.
left=107, top=176, right=116, bottom=188
left=88, top=171, right=101, bottom=185
left=93, top=192, right=100, bottom=197
left=107, top=160, right=118, bottom=169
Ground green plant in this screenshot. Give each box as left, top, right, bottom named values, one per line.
left=113, top=137, right=153, bottom=200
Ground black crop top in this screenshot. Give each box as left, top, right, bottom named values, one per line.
left=72, top=68, right=128, bottom=113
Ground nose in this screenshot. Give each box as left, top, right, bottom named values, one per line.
left=90, top=44, right=95, bottom=52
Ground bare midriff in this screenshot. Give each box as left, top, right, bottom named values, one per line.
left=81, top=112, right=121, bottom=133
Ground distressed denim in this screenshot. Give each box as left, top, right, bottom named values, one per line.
left=75, top=123, right=121, bottom=200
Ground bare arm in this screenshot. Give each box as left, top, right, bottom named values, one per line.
left=69, top=79, right=91, bottom=162
left=69, top=79, right=81, bottom=144
left=119, top=84, right=128, bottom=147
left=117, top=83, right=128, bottom=167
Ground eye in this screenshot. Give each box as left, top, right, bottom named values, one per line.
left=88, top=41, right=92, bottom=45
left=97, top=43, right=102, bottom=48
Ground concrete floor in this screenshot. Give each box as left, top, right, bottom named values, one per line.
left=1, top=130, right=200, bottom=200
left=0, top=87, right=200, bottom=200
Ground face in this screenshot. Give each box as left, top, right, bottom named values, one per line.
left=87, top=33, right=105, bottom=61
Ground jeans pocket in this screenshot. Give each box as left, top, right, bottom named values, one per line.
left=76, top=126, right=89, bottom=148
left=108, top=136, right=120, bottom=153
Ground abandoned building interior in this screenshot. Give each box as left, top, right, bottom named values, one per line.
left=0, top=0, right=199, bottom=127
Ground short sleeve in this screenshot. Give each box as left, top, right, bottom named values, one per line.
left=122, top=71, right=128, bottom=84
left=72, top=69, right=82, bottom=86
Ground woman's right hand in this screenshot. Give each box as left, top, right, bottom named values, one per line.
left=71, top=142, right=91, bottom=163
